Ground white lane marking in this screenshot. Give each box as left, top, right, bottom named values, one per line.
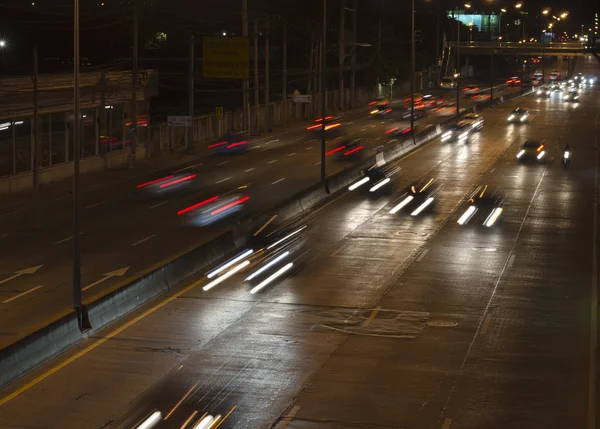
left=490, top=167, right=496, bottom=173
left=131, top=234, right=157, bottom=247
left=84, top=201, right=106, bottom=210
left=305, top=147, right=313, bottom=150
left=374, top=137, right=381, bottom=141
left=266, top=139, right=280, bottom=144
left=217, top=161, right=229, bottom=166
left=441, top=418, right=453, bottom=429
left=216, top=177, right=231, bottom=184
left=0, top=233, right=8, bottom=238
left=507, top=254, right=516, bottom=268
left=174, top=162, right=202, bottom=173
left=361, top=128, right=367, bottom=131
left=480, top=313, right=492, bottom=335
left=292, top=137, right=303, bottom=142
left=346, top=121, right=354, bottom=124
left=315, top=161, right=321, bottom=165
left=149, top=201, right=168, bottom=209
left=288, top=153, right=296, bottom=156
left=276, top=405, right=301, bottom=429
left=272, top=178, right=286, bottom=185
left=2, top=285, right=43, bottom=304
left=268, top=160, right=278, bottom=164
left=55, top=236, right=73, bottom=244
left=416, top=248, right=429, bottom=262
left=370, top=124, right=376, bottom=128
left=244, top=168, right=256, bottom=173
left=363, top=306, right=381, bottom=327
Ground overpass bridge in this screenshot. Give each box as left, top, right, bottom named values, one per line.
left=449, top=41, right=589, bottom=56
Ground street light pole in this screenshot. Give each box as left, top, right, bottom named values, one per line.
left=73, top=0, right=86, bottom=331
left=456, top=14, right=460, bottom=117
left=321, top=0, right=327, bottom=187
left=410, top=0, right=415, bottom=144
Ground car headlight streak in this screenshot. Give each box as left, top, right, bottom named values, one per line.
left=245, top=251, right=290, bottom=281
left=250, top=263, right=294, bottom=294
left=537, top=151, right=545, bottom=160
left=508, top=115, right=515, bottom=120
left=516, top=149, right=525, bottom=159
left=411, top=197, right=434, bottom=216
left=484, top=207, right=503, bottom=227
left=369, top=178, right=391, bottom=192
left=207, top=249, right=253, bottom=279
left=458, top=205, right=477, bottom=225
left=203, top=260, right=250, bottom=291
left=349, top=177, right=370, bottom=191
left=390, top=195, right=414, bottom=214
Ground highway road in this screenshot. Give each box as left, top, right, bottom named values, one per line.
left=0, top=56, right=596, bottom=428
left=0, top=73, right=528, bottom=348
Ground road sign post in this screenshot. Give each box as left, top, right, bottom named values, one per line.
left=293, top=94, right=312, bottom=103
left=216, top=107, right=223, bottom=136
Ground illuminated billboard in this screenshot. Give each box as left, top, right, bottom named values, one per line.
left=447, top=11, right=501, bottom=33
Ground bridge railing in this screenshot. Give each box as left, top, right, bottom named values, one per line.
left=449, top=41, right=586, bottom=50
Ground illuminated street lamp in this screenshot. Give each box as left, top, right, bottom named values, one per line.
left=501, top=8, right=507, bottom=12
left=560, top=12, right=568, bottom=18
left=515, top=3, right=522, bottom=9
left=542, top=9, right=549, bottom=15
left=465, top=2, right=471, bottom=8
left=0, top=40, right=5, bottom=48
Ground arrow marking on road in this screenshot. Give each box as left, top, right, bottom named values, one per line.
left=2, top=285, right=44, bottom=304
left=0, top=265, right=44, bottom=286
left=82, top=267, right=130, bottom=291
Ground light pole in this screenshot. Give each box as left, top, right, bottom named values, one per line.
left=320, top=0, right=327, bottom=187
left=411, top=0, right=415, bottom=143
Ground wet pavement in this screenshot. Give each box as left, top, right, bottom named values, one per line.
left=0, top=57, right=598, bottom=429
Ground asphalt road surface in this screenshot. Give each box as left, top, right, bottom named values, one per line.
left=0, top=56, right=596, bottom=428
left=0, top=74, right=529, bottom=347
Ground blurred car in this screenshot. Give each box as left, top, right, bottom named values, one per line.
left=522, top=78, right=535, bottom=87
left=207, top=131, right=250, bottom=155
left=420, top=94, right=443, bottom=108
left=507, top=107, right=529, bottom=124
left=348, top=162, right=400, bottom=193
left=440, top=76, right=457, bottom=89
left=385, top=120, right=415, bottom=139
left=179, top=191, right=250, bottom=227
left=535, top=85, right=551, bottom=97
left=516, top=140, right=547, bottom=162
left=434, top=103, right=459, bottom=117
left=549, top=70, right=560, bottom=80
left=457, top=185, right=506, bottom=227
left=137, top=172, right=197, bottom=196
left=244, top=222, right=310, bottom=294
left=398, top=108, right=427, bottom=121
left=563, top=89, right=579, bottom=102
left=441, top=121, right=472, bottom=143
left=463, top=85, right=481, bottom=96
left=550, top=83, right=563, bottom=93
left=388, top=178, right=441, bottom=216
left=306, top=116, right=343, bottom=136
left=506, top=76, right=521, bottom=86
left=368, top=97, right=391, bottom=117
left=462, top=113, right=484, bottom=131
left=327, top=138, right=366, bottom=159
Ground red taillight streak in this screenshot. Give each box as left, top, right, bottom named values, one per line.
left=226, top=141, right=248, bottom=149
left=306, top=124, right=321, bottom=130
left=159, top=174, right=196, bottom=188
left=537, top=145, right=544, bottom=152
left=137, top=175, right=174, bottom=188
left=385, top=109, right=392, bottom=113
left=401, top=128, right=411, bottom=134
left=324, top=123, right=341, bottom=131
left=386, top=127, right=399, bottom=134
left=344, top=145, right=364, bottom=156
left=368, top=101, right=377, bottom=105
left=326, top=145, right=346, bottom=156
left=208, top=141, right=229, bottom=149
left=211, top=196, right=250, bottom=216
left=177, top=196, right=219, bottom=216
left=314, top=115, right=333, bottom=122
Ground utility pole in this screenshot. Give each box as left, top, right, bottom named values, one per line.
left=242, top=0, right=250, bottom=131
left=73, top=0, right=88, bottom=332
left=456, top=18, right=460, bottom=117
left=338, top=0, right=345, bottom=111
left=410, top=0, right=416, bottom=144
left=265, top=19, right=270, bottom=132
left=99, top=71, right=107, bottom=160
left=129, top=0, right=139, bottom=169
left=282, top=23, right=288, bottom=126
left=254, top=20, right=260, bottom=134
left=490, top=54, right=494, bottom=104
left=350, top=0, right=358, bottom=108
left=321, top=0, right=327, bottom=186
left=32, top=46, right=39, bottom=196
left=316, top=39, right=322, bottom=118
left=307, top=33, right=314, bottom=120
left=377, top=19, right=382, bottom=95
left=435, top=2, right=440, bottom=87
left=187, top=34, right=194, bottom=153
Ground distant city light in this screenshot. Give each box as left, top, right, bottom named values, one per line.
left=0, top=40, right=5, bottom=48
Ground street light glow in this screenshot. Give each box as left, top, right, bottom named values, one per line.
left=465, top=2, right=472, bottom=8
left=501, top=8, right=507, bottom=12
left=542, top=9, right=549, bottom=15
left=515, top=3, right=522, bottom=9
left=0, top=40, right=5, bottom=48
left=560, top=12, right=568, bottom=18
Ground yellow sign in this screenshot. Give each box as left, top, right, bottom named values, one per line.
left=216, top=107, right=223, bottom=120
left=202, top=37, right=250, bottom=79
